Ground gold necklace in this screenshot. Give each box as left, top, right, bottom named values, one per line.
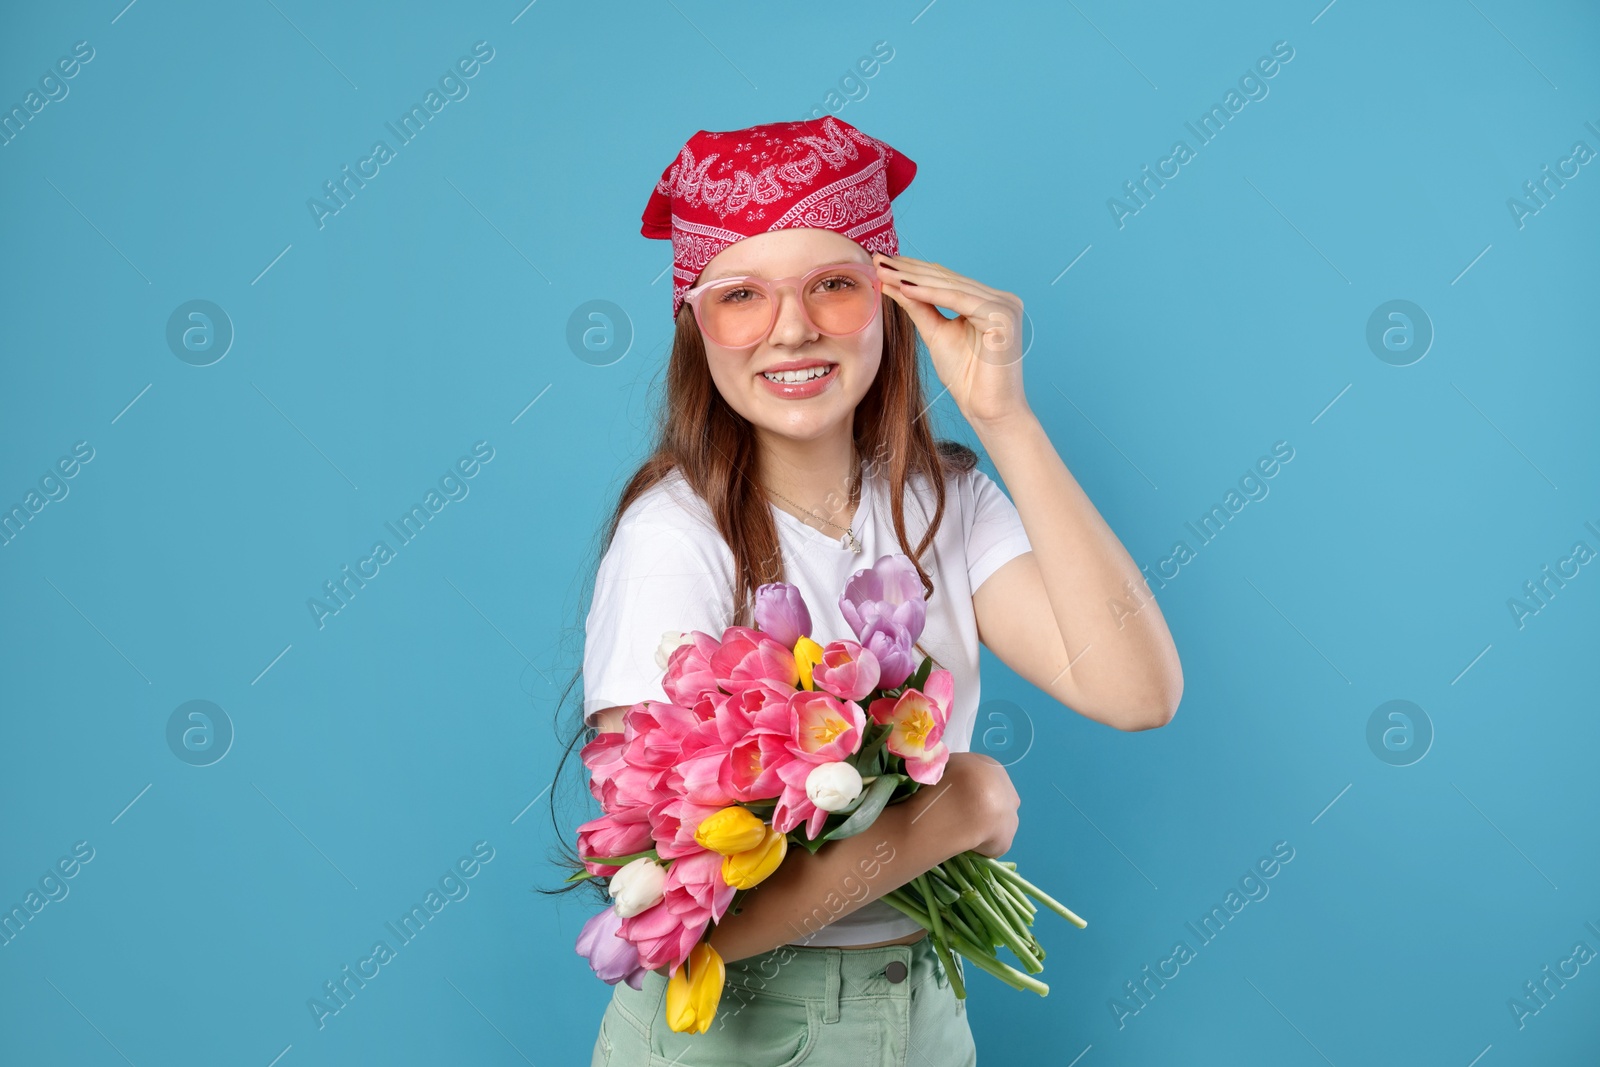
left=762, top=457, right=863, bottom=553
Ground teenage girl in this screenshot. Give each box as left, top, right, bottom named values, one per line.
left=555, top=117, right=1182, bottom=1066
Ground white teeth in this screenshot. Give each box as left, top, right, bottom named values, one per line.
left=762, top=365, right=833, bottom=384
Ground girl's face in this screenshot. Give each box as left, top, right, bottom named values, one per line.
left=691, top=228, right=884, bottom=447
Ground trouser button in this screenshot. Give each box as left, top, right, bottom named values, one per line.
left=884, top=960, right=908, bottom=983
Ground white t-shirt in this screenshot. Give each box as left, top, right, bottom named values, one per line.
left=582, top=456, right=1033, bottom=947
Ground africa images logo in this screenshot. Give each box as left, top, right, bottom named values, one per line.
left=307, top=41, right=495, bottom=230
left=307, top=441, right=495, bottom=629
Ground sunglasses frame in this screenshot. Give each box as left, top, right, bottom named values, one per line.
left=682, top=262, right=884, bottom=349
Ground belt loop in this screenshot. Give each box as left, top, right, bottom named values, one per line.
left=823, top=949, right=841, bottom=1024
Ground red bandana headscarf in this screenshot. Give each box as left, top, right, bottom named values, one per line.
left=641, top=116, right=918, bottom=319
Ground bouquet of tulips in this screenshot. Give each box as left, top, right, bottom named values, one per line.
left=571, top=553, right=1086, bottom=1033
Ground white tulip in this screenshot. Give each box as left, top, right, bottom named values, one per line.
left=655, top=630, right=692, bottom=670
left=608, top=857, right=667, bottom=918
left=805, top=762, right=864, bottom=812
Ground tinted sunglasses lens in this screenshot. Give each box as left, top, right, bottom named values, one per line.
left=699, top=281, right=771, bottom=348
left=698, top=267, right=878, bottom=347
left=803, top=267, right=877, bottom=336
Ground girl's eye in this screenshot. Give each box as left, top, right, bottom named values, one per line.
left=812, top=274, right=858, bottom=294
left=716, top=286, right=754, bottom=304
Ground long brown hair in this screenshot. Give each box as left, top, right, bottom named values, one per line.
left=537, top=293, right=978, bottom=902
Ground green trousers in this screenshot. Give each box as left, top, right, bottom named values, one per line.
left=591, top=933, right=978, bottom=1065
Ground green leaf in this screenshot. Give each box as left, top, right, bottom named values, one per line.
left=578, top=848, right=660, bottom=867
left=906, top=655, right=934, bottom=693
left=820, top=773, right=904, bottom=842
left=793, top=833, right=831, bottom=855
left=825, top=779, right=875, bottom=818
left=854, top=721, right=892, bottom=768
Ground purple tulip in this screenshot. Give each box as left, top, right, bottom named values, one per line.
left=840, top=554, right=926, bottom=648
left=576, top=904, right=649, bottom=990
left=858, top=618, right=917, bottom=690
left=754, top=582, right=812, bottom=648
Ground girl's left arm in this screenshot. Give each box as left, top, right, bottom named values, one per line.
left=874, top=253, right=1182, bottom=731
left=969, top=410, right=1182, bottom=731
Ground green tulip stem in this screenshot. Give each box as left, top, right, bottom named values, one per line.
left=901, top=876, right=985, bottom=949
left=913, top=874, right=966, bottom=1000
left=943, top=859, right=1041, bottom=971
left=998, top=875, right=1037, bottom=918
left=936, top=895, right=990, bottom=948
left=981, top=872, right=1032, bottom=947
left=946, top=938, right=1049, bottom=996
left=878, top=889, right=1049, bottom=997
left=957, top=854, right=1033, bottom=948
left=979, top=856, right=1087, bottom=928
left=941, top=859, right=1000, bottom=937
left=923, top=864, right=963, bottom=900
left=972, top=857, right=1033, bottom=917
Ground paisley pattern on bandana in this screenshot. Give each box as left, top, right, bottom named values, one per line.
left=641, top=116, right=917, bottom=319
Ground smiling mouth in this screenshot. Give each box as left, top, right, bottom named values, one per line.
left=759, top=363, right=837, bottom=384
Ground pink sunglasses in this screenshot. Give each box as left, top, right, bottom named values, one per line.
left=682, top=262, right=884, bottom=349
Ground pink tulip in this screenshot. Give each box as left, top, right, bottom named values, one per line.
left=620, top=849, right=734, bottom=976
left=810, top=640, right=881, bottom=702
left=581, top=731, right=628, bottom=805
left=766, top=692, right=866, bottom=839
left=676, top=718, right=742, bottom=808
left=620, top=900, right=708, bottom=978
left=677, top=753, right=737, bottom=807
left=598, top=758, right=668, bottom=815
left=624, top=701, right=703, bottom=772
left=682, top=688, right=725, bottom=724
left=663, top=848, right=737, bottom=922
left=710, top=626, right=799, bottom=695
left=575, top=811, right=656, bottom=875
left=720, top=695, right=799, bottom=802
left=723, top=731, right=796, bottom=803
left=649, top=795, right=726, bottom=860
left=866, top=669, right=953, bottom=785
left=716, top=684, right=794, bottom=743
left=787, top=691, right=866, bottom=762
left=675, top=684, right=802, bottom=806
left=587, top=728, right=672, bottom=814
left=576, top=905, right=650, bottom=990
left=662, top=631, right=724, bottom=707
left=771, top=756, right=834, bottom=840
left=754, top=582, right=812, bottom=648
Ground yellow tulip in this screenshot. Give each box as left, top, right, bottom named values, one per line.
left=665, top=942, right=725, bottom=1034
left=722, top=826, right=787, bottom=889
left=694, top=806, right=767, bottom=855
left=794, top=636, right=825, bottom=691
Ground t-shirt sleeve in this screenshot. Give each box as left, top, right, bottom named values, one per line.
left=965, top=467, right=1033, bottom=593
left=582, top=512, right=733, bottom=728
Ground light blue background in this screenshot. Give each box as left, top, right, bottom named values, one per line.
left=2, top=1, right=1597, bottom=1064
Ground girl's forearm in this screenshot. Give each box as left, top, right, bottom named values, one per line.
left=690, top=776, right=985, bottom=966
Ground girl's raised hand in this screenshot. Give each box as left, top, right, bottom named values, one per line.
left=873, top=253, right=1031, bottom=430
